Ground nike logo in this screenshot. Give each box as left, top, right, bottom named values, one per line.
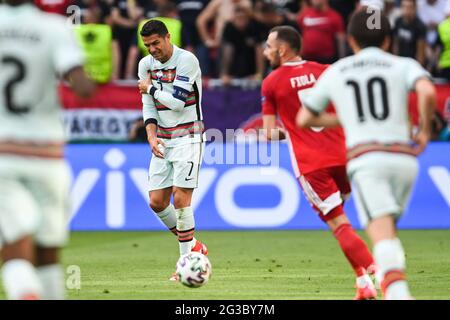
left=185, top=177, right=194, bottom=181
left=303, top=17, right=329, bottom=26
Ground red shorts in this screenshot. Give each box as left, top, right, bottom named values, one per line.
left=299, top=166, right=351, bottom=222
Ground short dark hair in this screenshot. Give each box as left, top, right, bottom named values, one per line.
left=348, top=9, right=391, bottom=49
left=140, top=20, right=169, bottom=37
left=269, top=26, right=302, bottom=53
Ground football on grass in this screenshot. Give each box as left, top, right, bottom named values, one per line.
left=176, top=252, right=212, bottom=288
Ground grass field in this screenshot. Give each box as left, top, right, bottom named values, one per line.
left=1, top=230, right=449, bottom=300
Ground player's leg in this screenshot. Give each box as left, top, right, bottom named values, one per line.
left=34, top=247, right=64, bottom=300
left=0, top=177, right=42, bottom=300
left=172, top=142, right=206, bottom=256
left=149, top=187, right=177, bottom=236
left=148, top=152, right=177, bottom=236
left=299, top=168, right=376, bottom=299
left=351, top=154, right=418, bottom=300
left=32, top=160, right=72, bottom=300
left=172, top=187, right=196, bottom=256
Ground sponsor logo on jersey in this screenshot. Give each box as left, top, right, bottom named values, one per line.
left=303, top=17, right=329, bottom=27
left=176, top=75, right=190, bottom=82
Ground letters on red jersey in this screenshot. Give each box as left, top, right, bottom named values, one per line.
left=261, top=60, right=347, bottom=176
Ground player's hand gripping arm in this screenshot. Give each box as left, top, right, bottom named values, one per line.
left=413, top=77, right=436, bottom=155
left=138, top=54, right=199, bottom=112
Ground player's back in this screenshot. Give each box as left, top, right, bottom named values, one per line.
left=0, top=4, right=82, bottom=144
left=262, top=60, right=347, bottom=175
left=322, top=47, right=428, bottom=149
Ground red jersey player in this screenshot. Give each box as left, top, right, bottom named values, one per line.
left=261, top=26, right=378, bottom=300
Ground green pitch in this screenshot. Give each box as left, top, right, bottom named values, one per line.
left=1, top=230, right=449, bottom=300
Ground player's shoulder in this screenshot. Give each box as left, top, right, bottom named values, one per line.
left=303, top=60, right=330, bottom=73
left=262, top=67, right=282, bottom=89
left=176, top=46, right=200, bottom=66
left=34, top=9, right=69, bottom=30
left=138, top=54, right=155, bottom=70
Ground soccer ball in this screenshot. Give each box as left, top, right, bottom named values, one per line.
left=176, top=252, right=212, bottom=288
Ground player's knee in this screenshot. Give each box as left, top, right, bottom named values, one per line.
left=172, top=188, right=192, bottom=209
left=149, top=196, right=169, bottom=213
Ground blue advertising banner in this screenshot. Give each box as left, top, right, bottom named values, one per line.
left=68, top=143, right=450, bottom=230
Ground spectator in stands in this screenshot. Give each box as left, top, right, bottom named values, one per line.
left=253, top=1, right=299, bottom=40
left=417, top=0, right=447, bottom=72
left=111, top=0, right=141, bottom=80
left=138, top=0, right=170, bottom=18
left=329, top=0, right=358, bottom=26
left=72, top=0, right=114, bottom=83
left=259, top=0, right=302, bottom=22
left=392, top=0, right=427, bottom=66
left=196, top=0, right=252, bottom=50
left=219, top=5, right=265, bottom=85
left=384, top=0, right=402, bottom=26
left=297, top=0, right=346, bottom=64
left=175, top=0, right=211, bottom=76
left=436, top=2, right=450, bottom=81
left=72, top=0, right=111, bottom=24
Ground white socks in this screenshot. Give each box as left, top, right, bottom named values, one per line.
left=37, top=264, right=65, bottom=300
left=2, top=259, right=42, bottom=300
left=176, top=207, right=195, bottom=256
left=155, top=204, right=177, bottom=233
left=373, top=238, right=412, bottom=299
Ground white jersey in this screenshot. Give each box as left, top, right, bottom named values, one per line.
left=303, top=47, right=430, bottom=150
left=138, top=45, right=204, bottom=147
left=0, top=4, right=84, bottom=144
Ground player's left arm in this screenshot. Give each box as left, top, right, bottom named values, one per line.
left=139, top=53, right=200, bottom=112
left=297, top=70, right=340, bottom=128
left=53, top=22, right=96, bottom=97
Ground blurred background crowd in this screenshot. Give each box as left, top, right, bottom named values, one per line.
left=29, top=0, right=450, bottom=84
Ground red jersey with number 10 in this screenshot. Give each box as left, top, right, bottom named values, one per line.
left=261, top=60, right=346, bottom=176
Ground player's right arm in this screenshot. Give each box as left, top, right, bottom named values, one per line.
left=261, top=78, right=285, bottom=141
left=138, top=59, right=164, bottom=158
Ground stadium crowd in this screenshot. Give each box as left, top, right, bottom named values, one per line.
left=24, top=0, right=450, bottom=141
left=30, top=0, right=450, bottom=83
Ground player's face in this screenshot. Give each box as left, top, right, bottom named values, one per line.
left=401, top=0, right=416, bottom=19
left=142, top=34, right=171, bottom=62
left=264, top=32, right=281, bottom=69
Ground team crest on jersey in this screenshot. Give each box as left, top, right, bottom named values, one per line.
left=150, top=68, right=176, bottom=83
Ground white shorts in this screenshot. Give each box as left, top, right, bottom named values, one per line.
left=347, top=152, right=419, bottom=228
left=0, top=156, right=70, bottom=248
left=148, top=142, right=204, bottom=191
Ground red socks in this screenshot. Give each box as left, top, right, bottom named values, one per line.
left=333, top=223, right=375, bottom=276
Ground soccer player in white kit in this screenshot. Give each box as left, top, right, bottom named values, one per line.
left=137, top=20, right=207, bottom=281
left=298, top=9, right=436, bottom=299
left=0, top=0, right=95, bottom=299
